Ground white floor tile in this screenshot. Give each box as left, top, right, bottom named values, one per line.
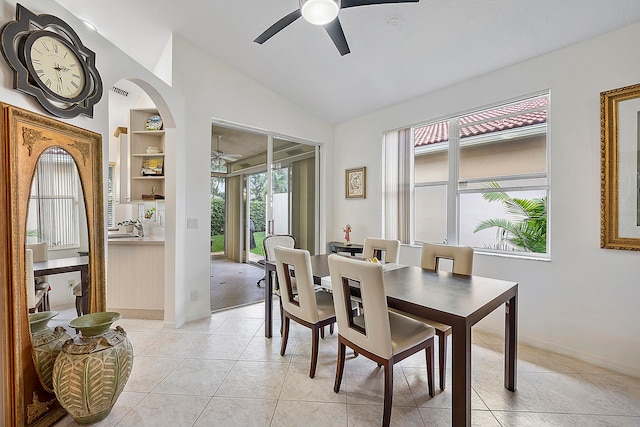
left=52, top=300, right=640, bottom=427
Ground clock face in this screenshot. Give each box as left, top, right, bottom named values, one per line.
left=0, top=4, right=103, bottom=118
left=25, top=33, right=88, bottom=101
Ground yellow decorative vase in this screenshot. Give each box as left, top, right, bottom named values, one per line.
left=52, top=312, right=133, bottom=424
left=29, top=311, right=71, bottom=393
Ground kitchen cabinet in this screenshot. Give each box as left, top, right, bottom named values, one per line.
left=107, top=238, right=164, bottom=319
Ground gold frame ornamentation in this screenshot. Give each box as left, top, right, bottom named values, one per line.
left=345, top=166, right=366, bottom=199
left=0, top=104, right=106, bottom=426
left=600, top=83, right=640, bottom=250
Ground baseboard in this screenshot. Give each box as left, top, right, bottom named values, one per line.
left=108, top=307, right=163, bottom=320
left=475, top=325, right=640, bottom=378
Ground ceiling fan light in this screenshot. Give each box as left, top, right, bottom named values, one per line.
left=212, top=156, right=225, bottom=167
left=300, top=0, right=340, bottom=26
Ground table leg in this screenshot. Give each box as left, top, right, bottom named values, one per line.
left=81, top=265, right=89, bottom=315
left=505, top=291, right=518, bottom=391
left=265, top=264, right=273, bottom=338
left=451, top=322, right=472, bottom=427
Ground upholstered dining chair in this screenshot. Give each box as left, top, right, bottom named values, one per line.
left=262, top=234, right=296, bottom=332
left=25, top=249, right=46, bottom=313
left=274, top=246, right=341, bottom=378
left=406, top=242, right=474, bottom=391
left=362, top=237, right=400, bottom=263
left=328, top=254, right=435, bottom=427
left=26, top=242, right=50, bottom=312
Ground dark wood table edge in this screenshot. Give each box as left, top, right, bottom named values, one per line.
left=33, top=256, right=90, bottom=315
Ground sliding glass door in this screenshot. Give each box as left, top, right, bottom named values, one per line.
left=210, top=174, right=226, bottom=257
left=212, top=124, right=319, bottom=263
left=267, top=137, right=317, bottom=255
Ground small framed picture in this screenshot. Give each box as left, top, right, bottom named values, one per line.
left=345, top=166, right=366, bottom=199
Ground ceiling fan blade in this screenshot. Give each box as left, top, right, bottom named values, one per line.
left=221, top=155, right=240, bottom=162
left=341, top=0, right=419, bottom=8
left=324, top=18, right=350, bottom=56
left=254, top=9, right=302, bottom=44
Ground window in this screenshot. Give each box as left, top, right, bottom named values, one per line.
left=107, top=163, right=115, bottom=228
left=26, top=148, right=81, bottom=250
left=385, top=93, right=549, bottom=256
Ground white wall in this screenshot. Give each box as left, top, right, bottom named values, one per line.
left=0, top=0, right=184, bottom=325
left=170, top=35, right=333, bottom=325
left=0, top=0, right=334, bottom=335
left=331, top=22, right=640, bottom=376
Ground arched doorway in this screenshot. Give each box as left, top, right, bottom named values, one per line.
left=106, top=78, right=176, bottom=323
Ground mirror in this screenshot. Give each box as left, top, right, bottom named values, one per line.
left=26, top=147, right=89, bottom=393
left=26, top=147, right=89, bottom=316
left=601, top=83, right=640, bottom=250
left=0, top=104, right=106, bottom=426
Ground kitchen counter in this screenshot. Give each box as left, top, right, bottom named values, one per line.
left=107, top=235, right=164, bottom=245
left=107, top=236, right=164, bottom=319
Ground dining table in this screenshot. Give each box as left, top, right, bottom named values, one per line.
left=264, top=253, right=518, bottom=427
left=33, top=256, right=90, bottom=315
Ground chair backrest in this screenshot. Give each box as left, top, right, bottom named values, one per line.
left=27, top=242, right=48, bottom=262
left=421, top=243, right=474, bottom=275
left=274, top=247, right=319, bottom=323
left=328, top=254, right=393, bottom=359
left=27, top=243, right=48, bottom=286
left=263, top=235, right=295, bottom=262
left=25, top=248, right=36, bottom=310
left=362, top=238, right=400, bottom=263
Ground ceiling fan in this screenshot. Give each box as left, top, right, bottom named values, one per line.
left=212, top=134, right=241, bottom=166
left=254, top=0, right=419, bottom=56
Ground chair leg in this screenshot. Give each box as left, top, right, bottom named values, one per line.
left=280, top=316, right=290, bottom=356
left=382, top=361, right=393, bottom=427
left=329, top=323, right=334, bottom=335
left=320, top=326, right=325, bottom=339
left=279, top=298, right=285, bottom=336
left=426, top=340, right=435, bottom=397
left=42, top=292, right=50, bottom=312
left=438, top=330, right=447, bottom=390
left=75, top=295, right=82, bottom=317
left=310, top=325, right=320, bottom=378
left=334, top=339, right=346, bottom=393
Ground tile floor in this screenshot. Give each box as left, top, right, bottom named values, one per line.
left=54, top=298, right=640, bottom=427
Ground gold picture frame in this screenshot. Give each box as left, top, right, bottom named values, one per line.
left=600, top=83, right=640, bottom=250
left=345, top=166, right=366, bottom=199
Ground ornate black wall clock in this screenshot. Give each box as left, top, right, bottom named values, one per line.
left=0, top=4, right=102, bottom=118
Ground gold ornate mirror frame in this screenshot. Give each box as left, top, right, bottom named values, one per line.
left=601, top=83, right=640, bottom=250
left=0, top=104, right=106, bottom=426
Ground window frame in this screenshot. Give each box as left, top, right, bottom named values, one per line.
left=399, top=92, right=550, bottom=258
left=27, top=149, right=82, bottom=251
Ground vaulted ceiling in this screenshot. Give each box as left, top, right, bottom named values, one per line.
left=57, top=0, right=640, bottom=124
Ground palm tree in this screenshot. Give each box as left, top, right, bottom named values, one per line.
left=474, top=182, right=547, bottom=253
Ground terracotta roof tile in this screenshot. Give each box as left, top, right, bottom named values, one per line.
left=415, top=97, right=547, bottom=147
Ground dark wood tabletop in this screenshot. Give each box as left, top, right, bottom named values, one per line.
left=327, top=241, right=364, bottom=255
left=33, top=256, right=90, bottom=315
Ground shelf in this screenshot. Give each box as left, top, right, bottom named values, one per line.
left=129, top=108, right=166, bottom=201
left=131, top=130, right=165, bottom=135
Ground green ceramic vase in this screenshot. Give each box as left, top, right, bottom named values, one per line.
left=52, top=312, right=134, bottom=424
left=28, top=311, right=71, bottom=393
